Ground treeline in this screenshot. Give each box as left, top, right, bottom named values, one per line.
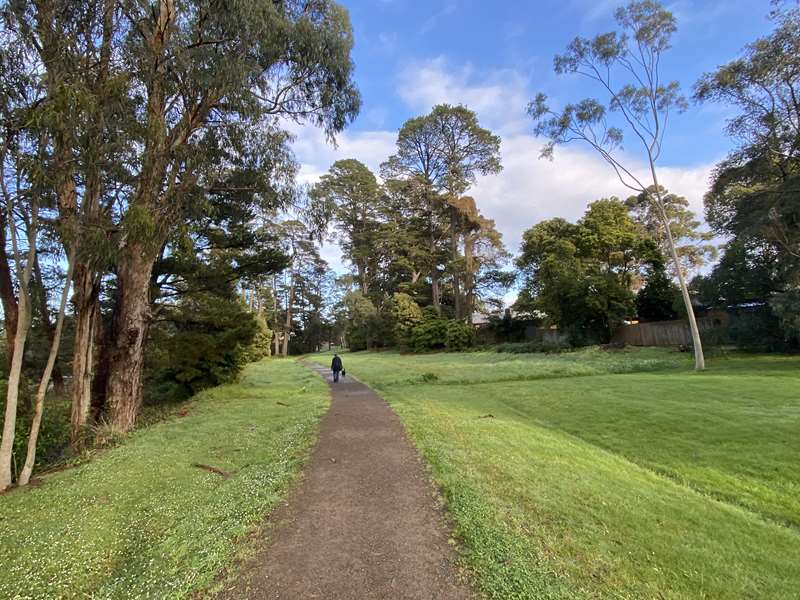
left=309, top=104, right=513, bottom=352
left=0, top=0, right=360, bottom=490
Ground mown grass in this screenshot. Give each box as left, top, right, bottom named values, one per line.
left=313, top=349, right=800, bottom=599
left=0, top=359, right=327, bottom=600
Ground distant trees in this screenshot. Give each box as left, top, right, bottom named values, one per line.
left=529, top=0, right=707, bottom=369
left=382, top=104, right=503, bottom=319
left=310, top=106, right=510, bottom=351
left=516, top=199, right=656, bottom=343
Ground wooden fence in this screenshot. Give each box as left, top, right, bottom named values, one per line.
left=611, top=315, right=727, bottom=347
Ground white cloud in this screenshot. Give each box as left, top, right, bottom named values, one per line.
left=397, top=57, right=531, bottom=135
left=472, top=133, right=713, bottom=256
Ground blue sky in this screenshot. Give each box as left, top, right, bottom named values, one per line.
left=290, top=0, right=777, bottom=273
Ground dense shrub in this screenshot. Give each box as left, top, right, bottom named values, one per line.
left=445, top=320, right=475, bottom=351
left=388, top=292, right=423, bottom=348
left=410, top=313, right=449, bottom=352
left=636, top=262, right=679, bottom=321
left=242, top=316, right=273, bottom=363
left=0, top=378, right=71, bottom=480
left=146, top=293, right=266, bottom=402
left=343, top=291, right=390, bottom=351
left=409, top=308, right=477, bottom=353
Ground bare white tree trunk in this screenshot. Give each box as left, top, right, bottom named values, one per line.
left=18, top=251, right=75, bottom=486
left=0, top=199, right=37, bottom=490
left=650, top=166, right=704, bottom=371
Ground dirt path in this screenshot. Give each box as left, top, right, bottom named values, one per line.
left=216, top=362, right=473, bottom=600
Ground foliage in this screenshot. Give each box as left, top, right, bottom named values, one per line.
left=387, top=292, right=424, bottom=347
left=147, top=294, right=265, bottom=402
left=381, top=105, right=508, bottom=318
left=770, top=288, right=800, bottom=344
left=316, top=350, right=800, bottom=599
left=0, top=360, right=327, bottom=599
left=310, top=159, right=382, bottom=295
left=516, top=199, right=654, bottom=343
left=726, top=306, right=792, bottom=353
left=445, top=320, right=475, bottom=351
left=410, top=308, right=450, bottom=353
left=636, top=260, right=680, bottom=321
left=342, top=291, right=387, bottom=351
left=625, top=187, right=716, bottom=277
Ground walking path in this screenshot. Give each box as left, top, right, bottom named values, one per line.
left=216, top=362, right=472, bottom=600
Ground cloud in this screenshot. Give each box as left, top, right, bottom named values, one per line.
left=397, top=57, right=531, bottom=134
left=472, top=133, right=713, bottom=257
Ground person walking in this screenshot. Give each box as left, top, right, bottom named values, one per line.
left=331, top=354, right=344, bottom=383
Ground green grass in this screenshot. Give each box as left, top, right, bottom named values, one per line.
left=0, top=359, right=328, bottom=600
left=313, top=349, right=800, bottom=599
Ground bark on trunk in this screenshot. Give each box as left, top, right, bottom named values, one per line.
left=282, top=273, right=295, bottom=357
left=104, top=248, right=155, bottom=433
left=69, top=265, right=101, bottom=447
left=428, top=194, right=441, bottom=314
left=19, top=254, right=74, bottom=486
left=0, top=292, right=32, bottom=490
left=450, top=208, right=462, bottom=320
left=464, top=234, right=475, bottom=324
left=0, top=200, right=37, bottom=490
left=0, top=211, right=18, bottom=368
left=32, top=253, right=66, bottom=395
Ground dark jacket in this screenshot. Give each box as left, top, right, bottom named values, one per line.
left=331, top=356, right=343, bottom=372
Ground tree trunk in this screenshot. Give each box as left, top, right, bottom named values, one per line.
left=0, top=291, right=32, bottom=490
left=69, top=265, right=101, bottom=447
left=357, top=262, right=369, bottom=295
left=104, top=247, right=154, bottom=433
left=19, top=253, right=74, bottom=486
left=464, top=233, right=475, bottom=324
left=0, top=200, right=37, bottom=491
left=32, top=252, right=66, bottom=395
left=428, top=193, right=441, bottom=314
left=450, top=207, right=462, bottom=320
left=0, top=211, right=18, bottom=369
left=282, top=273, right=295, bottom=357
left=650, top=170, right=704, bottom=371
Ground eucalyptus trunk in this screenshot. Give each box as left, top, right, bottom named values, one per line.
left=0, top=211, right=18, bottom=368
left=282, top=272, right=295, bottom=357
left=19, top=253, right=74, bottom=486
left=104, top=247, right=155, bottom=433
left=0, top=204, right=37, bottom=491
left=650, top=169, right=704, bottom=371
left=32, top=253, right=65, bottom=395
left=0, top=292, right=32, bottom=490
left=69, top=265, right=101, bottom=446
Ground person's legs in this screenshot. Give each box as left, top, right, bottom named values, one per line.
left=333, top=371, right=339, bottom=382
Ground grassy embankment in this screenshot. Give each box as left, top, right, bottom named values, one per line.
left=313, top=348, right=800, bottom=599
left=0, top=359, right=327, bottom=599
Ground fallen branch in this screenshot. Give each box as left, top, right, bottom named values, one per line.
left=276, top=401, right=290, bottom=407
left=477, top=414, right=495, bottom=419
left=192, top=463, right=231, bottom=479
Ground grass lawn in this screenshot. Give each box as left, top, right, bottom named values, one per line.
left=313, top=348, right=800, bottom=599
left=0, top=359, right=328, bottom=600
